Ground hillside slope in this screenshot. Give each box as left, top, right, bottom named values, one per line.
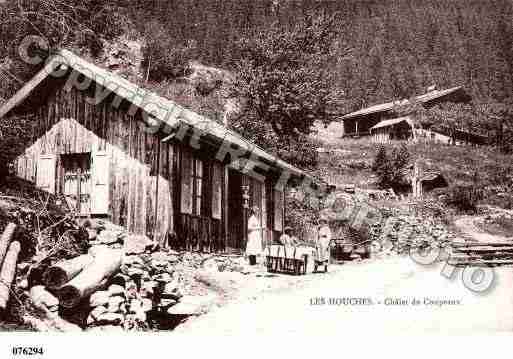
left=316, top=137, right=513, bottom=197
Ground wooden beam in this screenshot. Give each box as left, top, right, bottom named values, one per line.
left=0, top=57, right=62, bottom=119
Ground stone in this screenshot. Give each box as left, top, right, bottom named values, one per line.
left=95, top=312, right=124, bottom=325
left=97, top=230, right=123, bottom=245
left=166, top=294, right=215, bottom=315
left=141, top=298, right=152, bottom=312
left=107, top=296, right=125, bottom=313
left=163, top=281, right=179, bottom=295
left=29, top=285, right=59, bottom=313
left=110, top=273, right=130, bottom=287
left=167, top=255, right=179, bottom=263
left=108, top=284, right=125, bottom=297
left=86, top=325, right=125, bottom=332
left=126, top=267, right=145, bottom=277
left=90, top=305, right=108, bottom=320
left=151, top=259, right=167, bottom=268
left=140, top=281, right=156, bottom=297
left=17, top=262, right=30, bottom=273
left=151, top=252, right=170, bottom=262
left=128, top=299, right=142, bottom=314
left=125, top=281, right=138, bottom=299
left=89, top=290, right=111, bottom=307
left=153, top=272, right=172, bottom=283
left=123, top=255, right=145, bottom=266
left=17, top=278, right=29, bottom=290
left=86, top=228, right=98, bottom=241
left=159, top=298, right=178, bottom=308
left=124, top=234, right=153, bottom=255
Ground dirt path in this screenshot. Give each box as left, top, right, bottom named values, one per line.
left=176, top=255, right=513, bottom=333
left=454, top=215, right=513, bottom=243
left=174, top=214, right=513, bottom=334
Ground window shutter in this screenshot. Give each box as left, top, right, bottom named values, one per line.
left=211, top=162, right=222, bottom=220
left=274, top=189, right=284, bottom=231
left=180, top=150, right=193, bottom=214
left=36, top=155, right=56, bottom=194
left=91, top=151, right=110, bottom=214
left=261, top=182, right=267, bottom=229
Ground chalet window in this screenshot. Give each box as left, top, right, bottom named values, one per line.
left=180, top=149, right=193, bottom=214
left=274, top=189, right=284, bottom=231
left=193, top=158, right=203, bottom=216
left=212, top=162, right=222, bottom=220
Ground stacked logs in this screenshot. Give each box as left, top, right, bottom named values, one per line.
left=0, top=223, right=21, bottom=311
left=32, top=247, right=220, bottom=331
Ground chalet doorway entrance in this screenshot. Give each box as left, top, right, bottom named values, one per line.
left=227, top=169, right=245, bottom=252
left=61, top=153, right=92, bottom=216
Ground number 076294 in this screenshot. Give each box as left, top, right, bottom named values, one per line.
left=12, top=347, right=44, bottom=356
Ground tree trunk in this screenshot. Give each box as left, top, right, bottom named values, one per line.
left=0, top=241, right=21, bottom=310
left=43, top=254, right=95, bottom=290
left=58, top=249, right=122, bottom=308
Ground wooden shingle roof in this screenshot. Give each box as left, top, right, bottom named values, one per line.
left=0, top=49, right=325, bottom=189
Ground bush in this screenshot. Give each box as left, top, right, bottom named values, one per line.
left=444, top=184, right=484, bottom=213
left=141, top=21, right=197, bottom=81
left=371, top=144, right=412, bottom=192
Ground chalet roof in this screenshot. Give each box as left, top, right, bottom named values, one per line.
left=0, top=49, right=324, bottom=189
left=370, top=116, right=413, bottom=131
left=340, top=86, right=465, bottom=121
left=420, top=170, right=446, bottom=182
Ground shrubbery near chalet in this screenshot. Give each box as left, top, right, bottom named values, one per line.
left=443, top=184, right=484, bottom=213
left=371, top=144, right=411, bottom=193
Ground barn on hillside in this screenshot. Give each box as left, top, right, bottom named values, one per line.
left=0, top=49, right=324, bottom=253
left=339, top=86, right=471, bottom=138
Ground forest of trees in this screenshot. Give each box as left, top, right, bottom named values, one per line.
left=2, top=0, right=513, bottom=109
left=1, top=0, right=513, bottom=165
left=128, top=0, right=513, bottom=112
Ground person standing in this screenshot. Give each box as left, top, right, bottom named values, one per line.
left=316, top=217, right=332, bottom=269
left=277, top=226, right=295, bottom=246
left=246, top=206, right=262, bottom=265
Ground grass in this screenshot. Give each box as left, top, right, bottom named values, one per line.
left=477, top=215, right=513, bottom=238
left=316, top=136, right=513, bottom=188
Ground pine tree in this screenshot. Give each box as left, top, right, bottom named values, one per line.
left=372, top=145, right=393, bottom=188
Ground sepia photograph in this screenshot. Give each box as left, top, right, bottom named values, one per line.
left=0, top=0, right=512, bottom=356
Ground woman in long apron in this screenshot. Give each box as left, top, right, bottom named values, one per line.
left=316, top=217, right=332, bottom=272
left=246, top=206, right=262, bottom=265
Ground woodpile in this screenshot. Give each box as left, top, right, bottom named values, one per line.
left=448, top=242, right=513, bottom=267
left=0, top=223, right=20, bottom=310
left=1, top=214, right=254, bottom=331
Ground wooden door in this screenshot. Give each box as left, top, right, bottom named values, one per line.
left=36, top=155, right=56, bottom=194
left=227, top=169, right=244, bottom=250
left=62, top=153, right=91, bottom=216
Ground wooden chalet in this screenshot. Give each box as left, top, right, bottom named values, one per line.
left=0, top=50, right=324, bottom=253
left=339, top=86, right=471, bottom=137
left=369, top=115, right=488, bottom=146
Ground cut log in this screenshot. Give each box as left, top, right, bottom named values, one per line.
left=0, top=223, right=16, bottom=266
left=452, top=242, right=513, bottom=248
left=0, top=241, right=21, bottom=310
left=43, top=254, right=94, bottom=289
left=29, top=285, right=59, bottom=312
left=58, top=249, right=122, bottom=308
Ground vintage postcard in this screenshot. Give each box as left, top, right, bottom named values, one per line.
left=0, top=1, right=512, bottom=357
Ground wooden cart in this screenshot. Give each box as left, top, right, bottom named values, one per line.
left=265, top=245, right=313, bottom=275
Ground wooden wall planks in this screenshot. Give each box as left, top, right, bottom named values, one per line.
left=12, top=83, right=282, bottom=252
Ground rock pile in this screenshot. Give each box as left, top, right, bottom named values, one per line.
left=369, top=214, right=454, bottom=255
